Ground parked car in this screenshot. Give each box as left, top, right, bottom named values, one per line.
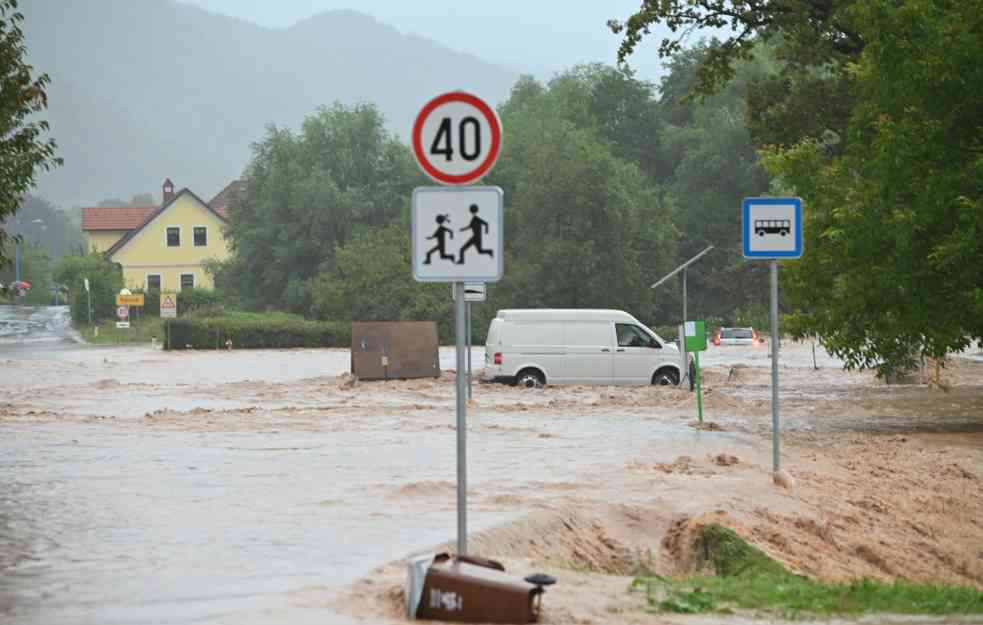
left=484, top=309, right=686, bottom=388
left=712, top=326, right=765, bottom=346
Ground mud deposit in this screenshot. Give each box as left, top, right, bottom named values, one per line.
left=1, top=324, right=981, bottom=624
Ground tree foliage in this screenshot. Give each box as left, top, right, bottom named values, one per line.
left=0, top=0, right=61, bottom=267
left=609, top=0, right=863, bottom=96
left=764, top=0, right=983, bottom=377
left=53, top=253, right=123, bottom=323
left=218, top=103, right=422, bottom=311
left=3, top=194, right=84, bottom=259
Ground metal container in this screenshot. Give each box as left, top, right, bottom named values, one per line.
left=407, top=553, right=545, bottom=623
left=351, top=321, right=440, bottom=380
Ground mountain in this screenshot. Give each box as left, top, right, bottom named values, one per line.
left=20, top=1, right=518, bottom=207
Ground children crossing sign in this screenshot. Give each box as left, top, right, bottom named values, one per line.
left=411, top=186, right=503, bottom=282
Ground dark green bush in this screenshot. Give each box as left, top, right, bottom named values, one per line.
left=164, top=315, right=351, bottom=350
left=177, top=287, right=224, bottom=316
left=53, top=253, right=124, bottom=324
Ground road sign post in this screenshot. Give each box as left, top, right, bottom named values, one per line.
left=412, top=92, right=503, bottom=556
left=452, top=284, right=486, bottom=400
left=742, top=197, right=803, bottom=474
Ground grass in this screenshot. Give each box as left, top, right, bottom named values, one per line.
left=79, top=317, right=166, bottom=345
left=634, top=524, right=983, bottom=617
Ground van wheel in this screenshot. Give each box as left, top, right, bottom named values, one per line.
left=652, top=368, right=680, bottom=386
left=515, top=369, right=545, bottom=389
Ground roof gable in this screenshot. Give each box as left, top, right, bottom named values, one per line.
left=105, top=188, right=227, bottom=258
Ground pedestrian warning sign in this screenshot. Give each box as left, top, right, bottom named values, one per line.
left=411, top=186, right=503, bottom=282
left=160, top=292, right=177, bottom=319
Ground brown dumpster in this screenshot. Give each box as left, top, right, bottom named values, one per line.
left=407, top=553, right=549, bottom=623
left=351, top=321, right=439, bottom=381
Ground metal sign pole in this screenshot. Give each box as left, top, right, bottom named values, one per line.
left=770, top=260, right=780, bottom=472
left=454, top=282, right=468, bottom=555
left=466, top=302, right=473, bottom=400
left=682, top=268, right=687, bottom=326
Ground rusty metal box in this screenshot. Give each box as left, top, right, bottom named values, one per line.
left=351, top=321, right=440, bottom=381
left=410, top=553, right=543, bottom=623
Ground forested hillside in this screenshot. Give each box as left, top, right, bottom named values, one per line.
left=20, top=0, right=517, bottom=206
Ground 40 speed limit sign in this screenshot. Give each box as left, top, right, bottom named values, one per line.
left=412, top=91, right=502, bottom=185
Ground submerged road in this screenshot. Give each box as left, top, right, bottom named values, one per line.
left=1, top=306, right=759, bottom=624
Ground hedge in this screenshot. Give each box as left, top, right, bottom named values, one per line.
left=164, top=316, right=350, bottom=350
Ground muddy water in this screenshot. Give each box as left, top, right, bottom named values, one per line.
left=3, top=306, right=980, bottom=624
left=1, top=307, right=730, bottom=624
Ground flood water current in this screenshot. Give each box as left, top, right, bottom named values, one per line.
left=1, top=306, right=737, bottom=624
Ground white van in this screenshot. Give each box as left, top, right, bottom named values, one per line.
left=484, top=309, right=685, bottom=388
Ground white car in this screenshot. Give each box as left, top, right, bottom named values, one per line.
left=484, top=309, right=685, bottom=387
left=713, top=327, right=765, bottom=346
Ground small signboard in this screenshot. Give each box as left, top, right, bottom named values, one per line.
left=412, top=91, right=503, bottom=186
left=412, top=186, right=504, bottom=283
left=460, top=283, right=486, bottom=302
left=684, top=320, right=707, bottom=352
left=115, top=321, right=130, bottom=329
left=116, top=293, right=145, bottom=306
left=160, top=292, right=177, bottom=319
left=464, top=283, right=486, bottom=302
left=742, top=197, right=803, bottom=259
left=116, top=305, right=129, bottom=320
left=83, top=278, right=90, bottom=292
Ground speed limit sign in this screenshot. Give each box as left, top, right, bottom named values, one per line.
left=412, top=91, right=502, bottom=185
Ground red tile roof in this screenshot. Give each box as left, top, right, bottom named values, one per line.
left=208, top=179, right=244, bottom=218
left=81, top=206, right=158, bottom=231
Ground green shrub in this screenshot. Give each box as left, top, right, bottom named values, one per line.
left=53, top=253, right=124, bottom=324
left=176, top=287, right=224, bottom=316
left=164, top=314, right=351, bottom=350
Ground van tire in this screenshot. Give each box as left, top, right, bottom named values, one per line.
left=652, top=368, right=680, bottom=386
left=515, top=368, right=546, bottom=389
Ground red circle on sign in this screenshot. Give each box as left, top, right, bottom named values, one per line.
left=412, top=91, right=502, bottom=185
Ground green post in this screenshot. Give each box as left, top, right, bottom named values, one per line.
left=683, top=320, right=707, bottom=423
left=695, top=350, right=703, bottom=422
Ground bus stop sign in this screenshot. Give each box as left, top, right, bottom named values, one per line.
left=742, top=197, right=803, bottom=259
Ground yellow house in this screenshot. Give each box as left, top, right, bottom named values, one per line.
left=81, top=179, right=236, bottom=291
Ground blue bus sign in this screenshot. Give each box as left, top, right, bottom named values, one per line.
left=742, top=197, right=803, bottom=259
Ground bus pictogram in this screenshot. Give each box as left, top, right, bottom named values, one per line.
left=755, top=219, right=791, bottom=236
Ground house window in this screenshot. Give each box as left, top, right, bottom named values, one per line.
left=193, top=226, right=207, bottom=247
left=180, top=273, right=195, bottom=290
left=146, top=274, right=161, bottom=291
left=166, top=227, right=180, bottom=247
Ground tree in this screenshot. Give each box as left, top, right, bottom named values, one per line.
left=0, top=0, right=61, bottom=267
left=310, top=222, right=454, bottom=339
left=762, top=0, right=983, bottom=377
left=609, top=0, right=863, bottom=96
left=488, top=70, right=677, bottom=326
left=609, top=2, right=862, bottom=150
left=53, top=253, right=123, bottom=323
left=3, top=195, right=84, bottom=260
left=221, top=103, right=423, bottom=312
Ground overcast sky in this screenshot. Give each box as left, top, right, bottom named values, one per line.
left=179, top=0, right=673, bottom=82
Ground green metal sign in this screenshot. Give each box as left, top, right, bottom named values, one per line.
left=683, top=320, right=707, bottom=352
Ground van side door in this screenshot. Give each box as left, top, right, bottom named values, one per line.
left=562, top=321, right=614, bottom=384
left=613, top=323, right=662, bottom=384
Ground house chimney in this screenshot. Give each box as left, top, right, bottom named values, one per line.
left=162, top=178, right=175, bottom=204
